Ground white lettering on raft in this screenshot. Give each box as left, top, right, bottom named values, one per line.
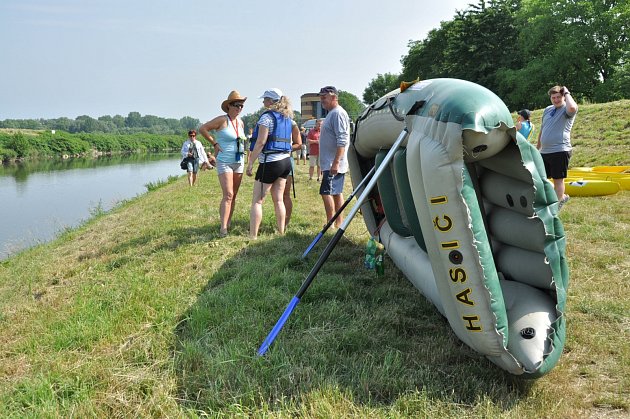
left=431, top=194, right=482, bottom=332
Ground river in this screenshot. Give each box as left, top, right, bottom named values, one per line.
left=0, top=154, right=183, bottom=260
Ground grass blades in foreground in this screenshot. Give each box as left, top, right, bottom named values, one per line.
left=1, top=149, right=629, bottom=417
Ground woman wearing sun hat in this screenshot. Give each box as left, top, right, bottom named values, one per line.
left=246, top=88, right=301, bottom=238
left=199, top=90, right=248, bottom=237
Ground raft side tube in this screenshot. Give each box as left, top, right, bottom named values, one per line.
left=379, top=222, right=444, bottom=316
left=393, top=149, right=427, bottom=251
left=375, top=150, right=412, bottom=237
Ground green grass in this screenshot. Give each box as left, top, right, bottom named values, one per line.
left=1, top=101, right=629, bottom=417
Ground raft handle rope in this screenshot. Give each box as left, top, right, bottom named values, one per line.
left=353, top=96, right=398, bottom=146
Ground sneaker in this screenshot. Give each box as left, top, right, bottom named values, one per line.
left=558, top=194, right=570, bottom=210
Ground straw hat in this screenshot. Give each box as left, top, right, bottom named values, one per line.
left=221, top=90, right=247, bottom=113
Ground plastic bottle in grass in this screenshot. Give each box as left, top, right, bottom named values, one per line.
left=364, top=236, right=377, bottom=269
left=375, top=251, right=384, bottom=275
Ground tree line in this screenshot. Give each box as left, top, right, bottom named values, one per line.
left=0, top=131, right=185, bottom=161
left=0, top=112, right=200, bottom=135
left=363, top=0, right=629, bottom=110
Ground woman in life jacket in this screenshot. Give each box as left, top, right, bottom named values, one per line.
left=199, top=90, right=248, bottom=237
left=246, top=88, right=300, bottom=239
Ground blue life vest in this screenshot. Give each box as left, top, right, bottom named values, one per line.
left=250, top=111, right=292, bottom=154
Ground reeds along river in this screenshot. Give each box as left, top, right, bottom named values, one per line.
left=0, top=153, right=183, bottom=260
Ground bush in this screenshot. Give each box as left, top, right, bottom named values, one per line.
left=0, top=147, right=18, bottom=161
left=6, top=133, right=31, bottom=158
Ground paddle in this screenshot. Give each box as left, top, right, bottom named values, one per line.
left=257, top=129, right=408, bottom=356
left=301, top=165, right=376, bottom=259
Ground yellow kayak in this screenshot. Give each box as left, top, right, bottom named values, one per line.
left=564, top=179, right=621, bottom=196
left=567, top=170, right=630, bottom=191
left=571, top=166, right=630, bottom=174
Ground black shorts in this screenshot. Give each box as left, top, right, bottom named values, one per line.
left=255, top=157, right=292, bottom=184
left=541, top=151, right=572, bottom=179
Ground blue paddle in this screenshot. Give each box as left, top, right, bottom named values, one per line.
left=257, top=129, right=408, bottom=356
left=301, top=166, right=376, bottom=259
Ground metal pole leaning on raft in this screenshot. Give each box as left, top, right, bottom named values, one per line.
left=301, top=165, right=376, bottom=259
left=257, top=129, right=409, bottom=356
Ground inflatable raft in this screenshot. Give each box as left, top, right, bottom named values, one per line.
left=348, top=79, right=569, bottom=377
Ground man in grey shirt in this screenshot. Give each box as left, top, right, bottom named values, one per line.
left=537, top=85, right=578, bottom=209
left=318, top=86, right=350, bottom=227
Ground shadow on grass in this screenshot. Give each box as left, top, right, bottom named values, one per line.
left=170, top=230, right=534, bottom=414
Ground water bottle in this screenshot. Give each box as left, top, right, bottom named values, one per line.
left=375, top=252, right=384, bottom=276
left=364, top=236, right=377, bottom=269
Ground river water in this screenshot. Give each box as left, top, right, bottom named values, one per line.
left=0, top=154, right=182, bottom=260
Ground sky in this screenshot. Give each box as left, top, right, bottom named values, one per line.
left=0, top=0, right=472, bottom=122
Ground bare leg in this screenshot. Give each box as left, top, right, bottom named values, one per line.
left=321, top=194, right=336, bottom=226
left=218, top=172, right=235, bottom=234
left=191, top=172, right=198, bottom=186
left=333, top=193, right=345, bottom=227
left=249, top=180, right=272, bottom=239
left=271, top=178, right=287, bottom=234
left=553, top=178, right=567, bottom=201
left=187, top=171, right=194, bottom=187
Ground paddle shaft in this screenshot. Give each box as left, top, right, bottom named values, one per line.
left=257, top=129, right=408, bottom=355
left=301, top=166, right=376, bottom=258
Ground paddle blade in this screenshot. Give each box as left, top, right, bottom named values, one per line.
left=257, top=296, right=301, bottom=356
left=302, top=232, right=323, bottom=259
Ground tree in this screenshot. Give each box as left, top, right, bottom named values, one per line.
left=363, top=73, right=401, bottom=104
left=179, top=116, right=199, bottom=131
left=125, top=112, right=142, bottom=128
left=337, top=91, right=365, bottom=120
left=74, top=115, right=102, bottom=133
left=518, top=0, right=629, bottom=104
left=241, top=108, right=266, bottom=133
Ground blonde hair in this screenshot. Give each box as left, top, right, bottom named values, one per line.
left=269, top=96, right=294, bottom=119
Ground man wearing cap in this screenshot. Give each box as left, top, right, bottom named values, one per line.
left=318, top=86, right=350, bottom=228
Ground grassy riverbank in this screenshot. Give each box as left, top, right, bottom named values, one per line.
left=1, top=102, right=629, bottom=417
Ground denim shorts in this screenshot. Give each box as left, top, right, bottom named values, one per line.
left=187, top=159, right=200, bottom=173
left=319, top=171, right=345, bottom=195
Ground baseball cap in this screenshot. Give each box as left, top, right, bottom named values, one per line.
left=319, top=86, right=338, bottom=96
left=259, top=88, right=283, bottom=101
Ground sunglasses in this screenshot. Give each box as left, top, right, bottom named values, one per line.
left=230, top=103, right=244, bottom=109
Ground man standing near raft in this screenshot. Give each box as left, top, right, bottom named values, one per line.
left=318, top=86, right=350, bottom=228
left=537, top=85, right=578, bottom=209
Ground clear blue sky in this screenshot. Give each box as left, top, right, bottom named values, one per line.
left=0, top=0, right=472, bottom=122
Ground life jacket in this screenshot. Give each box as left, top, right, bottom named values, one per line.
left=250, top=110, right=292, bottom=154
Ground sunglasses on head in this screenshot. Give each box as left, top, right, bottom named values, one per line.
left=230, top=103, right=244, bottom=109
